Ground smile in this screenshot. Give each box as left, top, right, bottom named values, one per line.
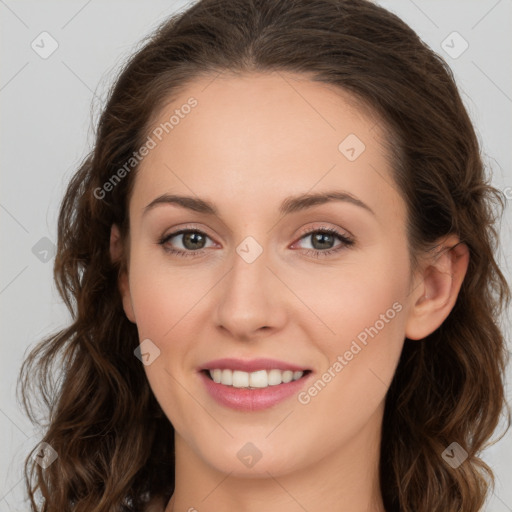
left=198, top=358, right=313, bottom=411
left=205, top=368, right=307, bottom=388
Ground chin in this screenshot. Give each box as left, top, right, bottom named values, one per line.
left=194, top=438, right=306, bottom=478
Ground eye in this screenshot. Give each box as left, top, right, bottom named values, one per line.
left=158, top=228, right=215, bottom=257
left=158, top=225, right=355, bottom=258
left=292, top=226, right=354, bottom=258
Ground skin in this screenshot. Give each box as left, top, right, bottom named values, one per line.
left=110, top=71, right=469, bottom=512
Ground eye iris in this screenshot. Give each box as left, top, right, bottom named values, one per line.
left=183, top=232, right=205, bottom=250
left=312, top=232, right=334, bottom=250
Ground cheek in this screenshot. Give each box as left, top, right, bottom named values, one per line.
left=295, top=241, right=409, bottom=405
left=127, top=252, right=208, bottom=339
left=127, top=257, right=205, bottom=427
left=293, top=240, right=409, bottom=349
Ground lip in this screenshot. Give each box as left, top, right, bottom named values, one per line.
left=199, top=365, right=313, bottom=412
left=200, top=357, right=310, bottom=373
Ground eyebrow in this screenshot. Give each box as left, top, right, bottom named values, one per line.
left=143, top=190, right=375, bottom=217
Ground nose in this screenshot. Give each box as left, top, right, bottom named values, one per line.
left=213, top=242, right=287, bottom=342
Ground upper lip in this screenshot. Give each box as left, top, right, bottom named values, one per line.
left=200, top=358, right=311, bottom=373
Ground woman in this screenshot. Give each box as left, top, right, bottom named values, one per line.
left=18, top=0, right=510, bottom=510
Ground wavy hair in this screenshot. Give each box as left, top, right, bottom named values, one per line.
left=18, top=0, right=510, bottom=510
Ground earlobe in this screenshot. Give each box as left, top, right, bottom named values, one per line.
left=405, top=236, right=469, bottom=340
left=110, top=224, right=136, bottom=324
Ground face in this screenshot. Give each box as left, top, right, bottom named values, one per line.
left=116, top=71, right=416, bottom=478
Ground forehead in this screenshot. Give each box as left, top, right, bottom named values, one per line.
left=131, top=71, right=404, bottom=226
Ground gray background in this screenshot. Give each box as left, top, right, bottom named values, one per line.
left=1, top=0, right=511, bottom=510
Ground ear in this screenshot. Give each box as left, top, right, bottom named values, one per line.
left=405, top=235, right=469, bottom=340
left=110, top=224, right=136, bottom=324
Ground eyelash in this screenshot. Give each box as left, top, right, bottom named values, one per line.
left=157, top=225, right=354, bottom=259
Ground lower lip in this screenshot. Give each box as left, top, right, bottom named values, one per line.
left=199, top=371, right=312, bottom=411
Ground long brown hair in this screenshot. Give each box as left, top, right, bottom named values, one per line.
left=18, top=0, right=510, bottom=510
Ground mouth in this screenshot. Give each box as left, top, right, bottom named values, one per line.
left=201, top=368, right=312, bottom=389
left=198, top=357, right=314, bottom=410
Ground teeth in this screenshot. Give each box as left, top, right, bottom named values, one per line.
left=249, top=370, right=268, bottom=388
left=221, top=369, right=232, bottom=386
left=208, top=368, right=305, bottom=388
left=268, top=369, right=282, bottom=385
left=282, top=370, right=293, bottom=383
left=232, top=370, right=249, bottom=388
